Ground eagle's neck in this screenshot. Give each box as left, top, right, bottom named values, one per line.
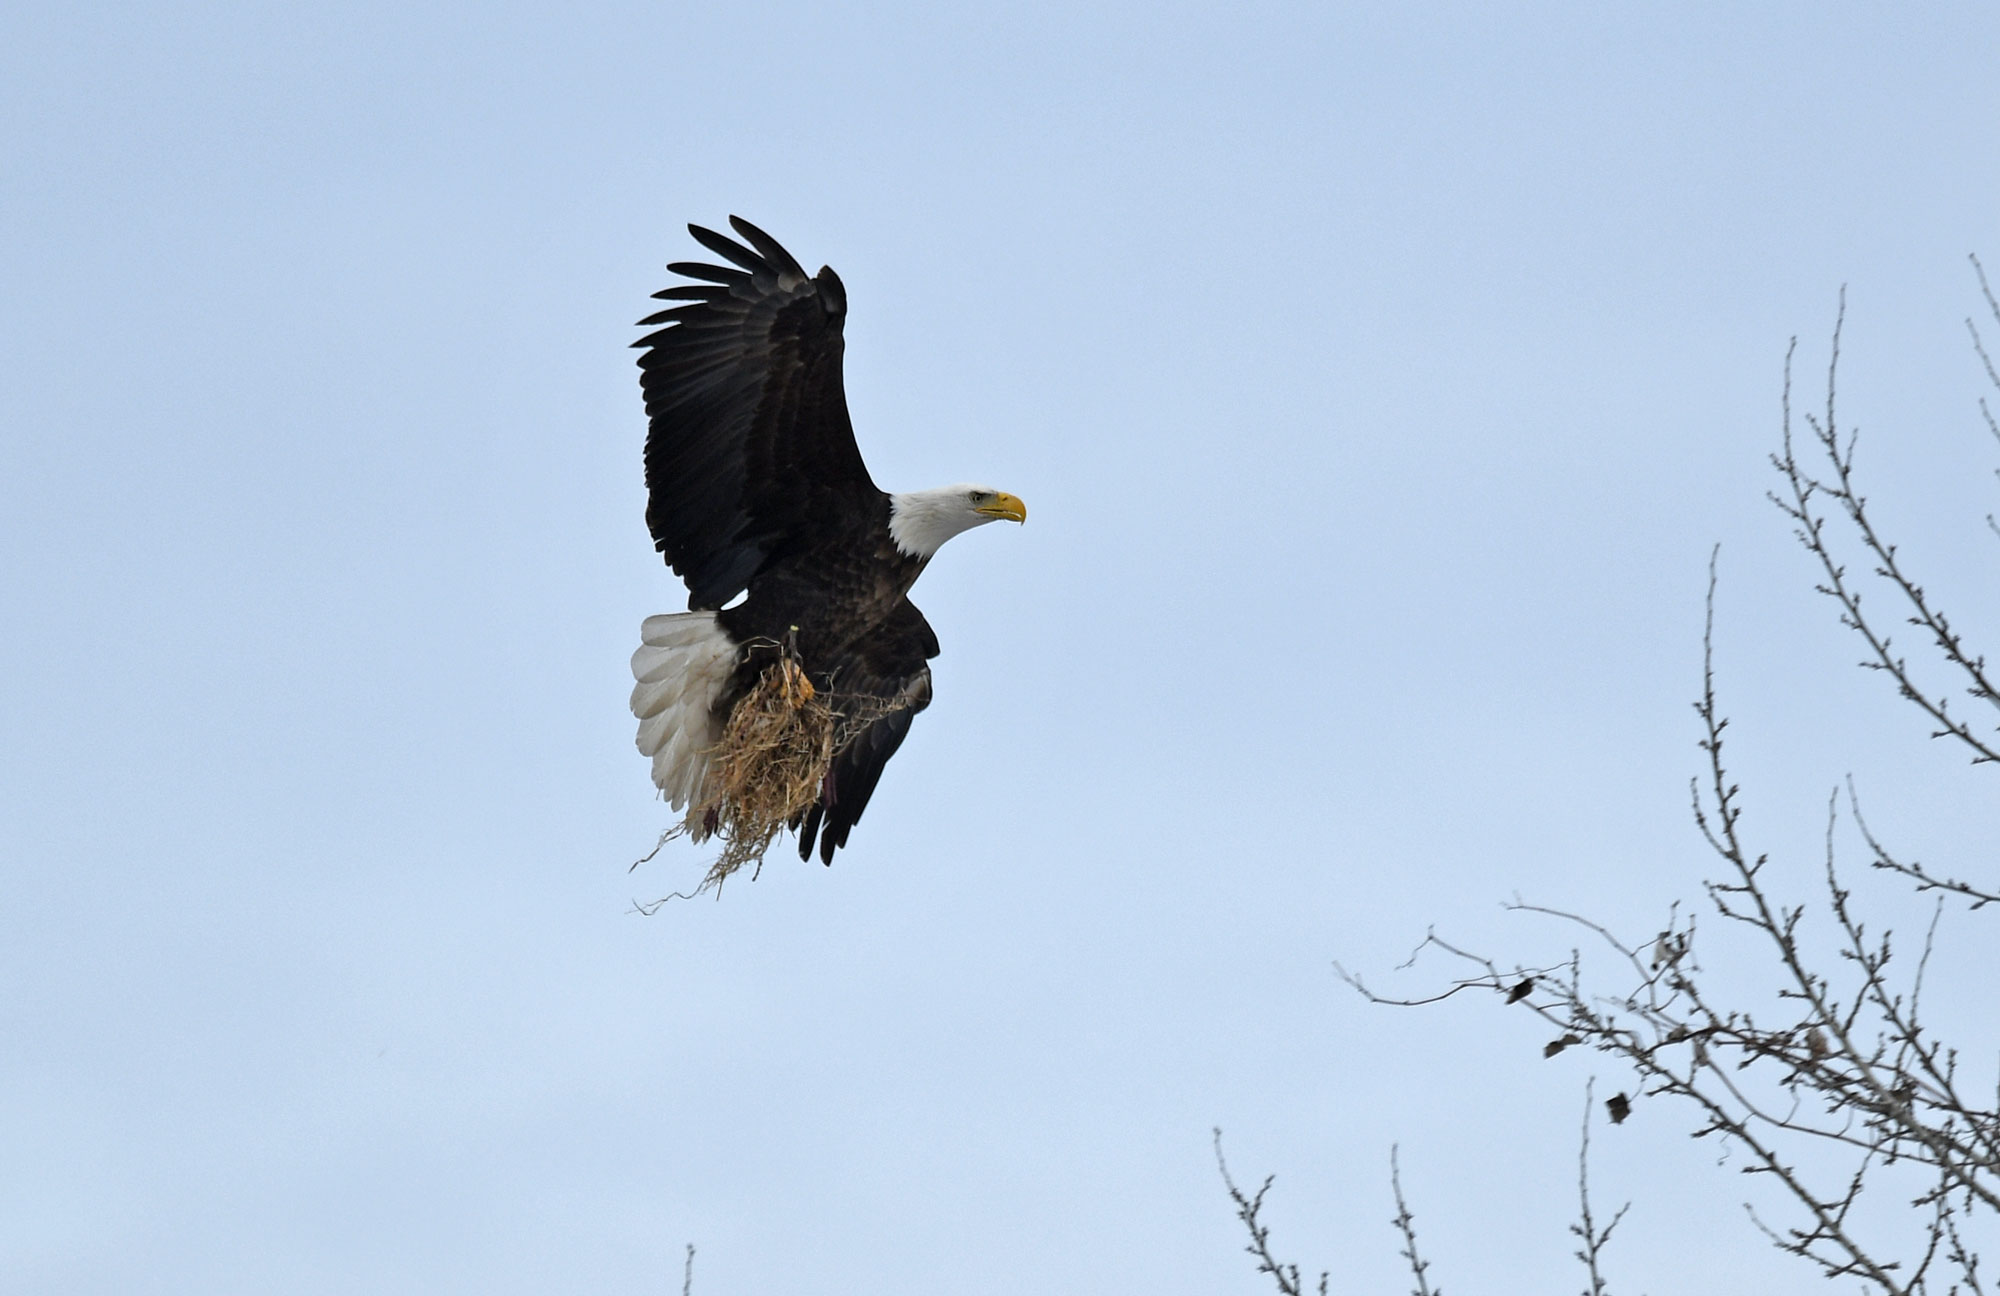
left=887, top=486, right=985, bottom=559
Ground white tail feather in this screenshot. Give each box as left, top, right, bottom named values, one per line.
left=629, top=673, right=678, bottom=720
left=629, top=611, right=738, bottom=811
left=634, top=707, right=675, bottom=756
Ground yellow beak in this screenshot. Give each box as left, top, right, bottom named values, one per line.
left=977, top=492, right=1028, bottom=523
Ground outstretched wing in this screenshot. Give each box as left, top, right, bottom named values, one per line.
left=634, top=217, right=882, bottom=610
left=796, top=599, right=940, bottom=864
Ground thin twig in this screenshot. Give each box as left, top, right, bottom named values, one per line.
left=1390, top=1145, right=1439, bottom=1296
left=1573, top=1080, right=1630, bottom=1296
left=1214, top=1129, right=1326, bottom=1296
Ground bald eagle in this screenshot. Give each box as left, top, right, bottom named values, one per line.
left=629, top=218, right=1026, bottom=865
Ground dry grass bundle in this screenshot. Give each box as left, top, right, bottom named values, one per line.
left=678, top=652, right=835, bottom=892
left=631, top=646, right=922, bottom=906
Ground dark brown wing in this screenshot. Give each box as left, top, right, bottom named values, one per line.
left=634, top=217, right=882, bottom=609
left=796, top=598, right=940, bottom=864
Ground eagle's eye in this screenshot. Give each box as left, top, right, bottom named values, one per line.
left=968, top=490, right=991, bottom=504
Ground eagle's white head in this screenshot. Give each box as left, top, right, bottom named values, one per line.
left=888, top=484, right=1028, bottom=558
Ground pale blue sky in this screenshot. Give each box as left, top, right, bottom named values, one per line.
left=5, top=4, right=1998, bottom=1292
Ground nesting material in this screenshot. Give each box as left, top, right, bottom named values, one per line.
left=676, top=653, right=836, bottom=892
left=638, top=646, right=919, bottom=901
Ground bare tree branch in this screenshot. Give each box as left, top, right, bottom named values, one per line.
left=1390, top=1145, right=1439, bottom=1296
left=1848, top=778, right=2000, bottom=909
left=1333, top=285, right=2000, bottom=1292
left=1573, top=1080, right=1630, bottom=1296
left=1770, top=293, right=2000, bottom=765
left=1214, top=1129, right=1328, bottom=1296
left=1243, top=270, right=2000, bottom=1296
